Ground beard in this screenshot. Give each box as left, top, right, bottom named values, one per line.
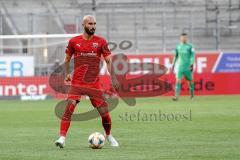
left=85, top=27, right=95, bottom=35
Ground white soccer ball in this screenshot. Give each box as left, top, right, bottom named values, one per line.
left=88, top=132, right=105, bottom=149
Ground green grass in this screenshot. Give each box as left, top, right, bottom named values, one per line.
left=0, top=95, right=240, bottom=160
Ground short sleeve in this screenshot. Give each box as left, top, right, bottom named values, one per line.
left=101, top=39, right=111, bottom=57
left=65, top=39, right=74, bottom=57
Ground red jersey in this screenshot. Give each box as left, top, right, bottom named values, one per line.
left=65, top=35, right=111, bottom=87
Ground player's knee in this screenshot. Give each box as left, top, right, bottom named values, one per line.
left=67, top=99, right=79, bottom=106
left=62, top=99, right=79, bottom=120
left=97, top=106, right=109, bottom=116
left=100, top=111, right=111, bottom=122
left=92, top=100, right=108, bottom=108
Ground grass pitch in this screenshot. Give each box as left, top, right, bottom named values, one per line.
left=0, top=95, right=239, bottom=160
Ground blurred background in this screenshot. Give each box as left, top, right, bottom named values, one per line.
left=0, top=2, right=239, bottom=159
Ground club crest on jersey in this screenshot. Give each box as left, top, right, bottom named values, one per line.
left=92, top=43, right=98, bottom=48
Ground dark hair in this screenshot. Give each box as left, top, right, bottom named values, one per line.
left=181, top=33, right=187, bottom=36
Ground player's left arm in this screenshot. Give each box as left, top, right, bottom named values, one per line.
left=104, top=55, right=120, bottom=90
left=104, top=55, right=112, bottom=75
left=102, top=39, right=120, bottom=90
left=189, top=45, right=195, bottom=72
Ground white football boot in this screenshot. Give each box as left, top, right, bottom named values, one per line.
left=105, top=134, right=119, bottom=147
left=55, top=136, right=65, bottom=148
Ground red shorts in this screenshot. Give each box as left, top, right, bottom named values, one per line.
left=67, top=84, right=107, bottom=108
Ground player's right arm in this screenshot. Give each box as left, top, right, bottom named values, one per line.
left=64, top=54, right=72, bottom=82
left=64, top=39, right=74, bottom=82
left=172, top=46, right=179, bottom=72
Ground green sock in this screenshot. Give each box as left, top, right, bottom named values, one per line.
left=189, top=82, right=194, bottom=96
left=175, top=82, right=181, bottom=97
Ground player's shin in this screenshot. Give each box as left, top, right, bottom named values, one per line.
left=175, top=82, right=181, bottom=98
left=60, top=102, right=76, bottom=137
left=101, top=112, right=112, bottom=136
left=189, top=82, right=194, bottom=98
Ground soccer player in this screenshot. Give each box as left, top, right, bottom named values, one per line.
left=55, top=15, right=119, bottom=148
left=172, top=33, right=195, bottom=101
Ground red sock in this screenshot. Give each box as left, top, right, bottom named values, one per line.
left=101, top=112, right=112, bottom=135
left=60, top=103, right=76, bottom=137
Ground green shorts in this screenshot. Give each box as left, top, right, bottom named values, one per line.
left=176, top=69, right=193, bottom=81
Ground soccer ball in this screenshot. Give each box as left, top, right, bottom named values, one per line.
left=88, top=132, right=105, bottom=149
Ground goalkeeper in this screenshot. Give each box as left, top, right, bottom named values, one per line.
left=172, top=33, right=195, bottom=101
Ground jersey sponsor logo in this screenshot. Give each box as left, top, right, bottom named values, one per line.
left=76, top=52, right=97, bottom=57
left=178, top=47, right=189, bottom=54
